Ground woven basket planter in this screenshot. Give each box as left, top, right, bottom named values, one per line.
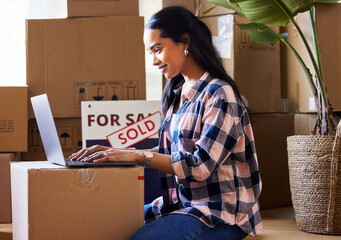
left=287, top=132, right=341, bottom=234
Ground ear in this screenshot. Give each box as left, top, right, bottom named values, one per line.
left=181, top=33, right=191, bottom=49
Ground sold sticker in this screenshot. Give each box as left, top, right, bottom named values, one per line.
left=106, top=111, right=160, bottom=148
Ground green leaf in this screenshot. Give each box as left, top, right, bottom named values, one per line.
left=235, top=0, right=314, bottom=26
left=207, top=0, right=242, bottom=13
left=236, top=23, right=281, bottom=44
left=315, top=0, right=340, bottom=3
left=203, top=6, right=217, bottom=15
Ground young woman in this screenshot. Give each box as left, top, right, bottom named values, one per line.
left=70, top=6, right=262, bottom=239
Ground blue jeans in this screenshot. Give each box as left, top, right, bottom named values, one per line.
left=130, top=205, right=248, bottom=240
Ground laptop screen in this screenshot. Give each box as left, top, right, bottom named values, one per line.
left=31, top=94, right=67, bottom=166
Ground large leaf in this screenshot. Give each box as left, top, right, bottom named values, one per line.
left=315, top=0, right=340, bottom=2
left=207, top=0, right=242, bottom=14
left=236, top=23, right=281, bottom=44
left=236, top=0, right=314, bottom=26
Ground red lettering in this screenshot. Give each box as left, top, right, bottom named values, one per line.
left=88, top=115, right=95, bottom=127
left=97, top=114, right=108, bottom=126
left=127, top=128, right=138, bottom=140
left=144, top=120, right=155, bottom=131
left=137, top=125, right=147, bottom=135
left=126, top=114, right=134, bottom=125
left=110, top=114, right=120, bottom=126
left=118, top=133, right=127, bottom=144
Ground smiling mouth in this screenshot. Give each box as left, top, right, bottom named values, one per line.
left=158, top=65, right=167, bottom=73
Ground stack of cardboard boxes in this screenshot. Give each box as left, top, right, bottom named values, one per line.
left=0, top=87, right=28, bottom=224
left=8, top=1, right=146, bottom=239
left=23, top=0, right=146, bottom=161
left=284, top=3, right=341, bottom=133
left=163, top=0, right=294, bottom=209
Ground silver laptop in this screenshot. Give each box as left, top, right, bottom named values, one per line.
left=31, top=94, right=137, bottom=167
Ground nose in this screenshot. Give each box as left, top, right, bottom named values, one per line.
left=152, top=55, right=160, bottom=66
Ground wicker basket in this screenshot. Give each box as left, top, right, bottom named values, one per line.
left=287, top=124, right=341, bottom=234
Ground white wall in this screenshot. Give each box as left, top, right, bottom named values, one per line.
left=0, top=0, right=26, bottom=86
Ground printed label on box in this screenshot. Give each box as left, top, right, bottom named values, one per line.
left=0, top=120, right=15, bottom=132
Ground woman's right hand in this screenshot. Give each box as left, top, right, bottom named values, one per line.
left=69, top=144, right=111, bottom=161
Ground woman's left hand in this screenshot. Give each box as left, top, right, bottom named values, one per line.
left=81, top=148, right=142, bottom=164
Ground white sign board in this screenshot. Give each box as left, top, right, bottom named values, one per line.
left=81, top=100, right=161, bottom=148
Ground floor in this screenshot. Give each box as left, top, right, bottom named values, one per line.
left=245, top=207, right=341, bottom=240
left=1, top=207, right=341, bottom=240
left=0, top=224, right=11, bottom=240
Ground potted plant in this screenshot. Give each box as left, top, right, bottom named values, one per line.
left=206, top=0, right=341, bottom=234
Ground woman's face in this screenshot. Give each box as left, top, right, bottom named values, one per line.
left=144, top=29, right=188, bottom=79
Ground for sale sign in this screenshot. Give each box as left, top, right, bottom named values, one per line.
left=107, top=111, right=160, bottom=148
left=81, top=100, right=161, bottom=148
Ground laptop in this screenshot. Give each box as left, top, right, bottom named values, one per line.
left=31, top=94, right=137, bottom=167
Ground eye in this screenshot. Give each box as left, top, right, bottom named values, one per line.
left=154, top=48, right=161, bottom=54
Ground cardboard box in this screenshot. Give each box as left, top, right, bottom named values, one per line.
left=27, top=0, right=139, bottom=19
left=200, top=0, right=235, bottom=16
left=283, top=12, right=316, bottom=113
left=27, top=16, right=146, bottom=118
left=294, top=113, right=320, bottom=135
left=316, top=3, right=341, bottom=112
left=0, top=87, right=28, bottom=152
left=0, top=153, right=15, bottom=223
left=284, top=4, right=341, bottom=112
left=202, top=15, right=282, bottom=112
left=251, top=113, right=294, bottom=209
left=162, top=0, right=197, bottom=14
left=21, top=118, right=82, bottom=161
left=294, top=113, right=341, bottom=135
left=162, top=0, right=234, bottom=16
left=11, top=161, right=144, bottom=240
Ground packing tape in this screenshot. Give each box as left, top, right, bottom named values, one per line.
left=76, top=168, right=95, bottom=188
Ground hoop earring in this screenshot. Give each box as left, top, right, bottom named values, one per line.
left=184, top=49, right=189, bottom=56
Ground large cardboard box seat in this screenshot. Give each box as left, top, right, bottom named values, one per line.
left=11, top=161, right=144, bottom=240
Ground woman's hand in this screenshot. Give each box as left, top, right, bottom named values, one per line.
left=69, top=145, right=143, bottom=164
left=69, top=145, right=175, bottom=174
left=69, top=144, right=111, bottom=161
left=83, top=148, right=142, bottom=163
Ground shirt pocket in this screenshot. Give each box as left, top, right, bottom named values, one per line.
left=179, top=137, right=199, bottom=153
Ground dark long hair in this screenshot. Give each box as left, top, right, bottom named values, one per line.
left=145, top=6, right=244, bottom=124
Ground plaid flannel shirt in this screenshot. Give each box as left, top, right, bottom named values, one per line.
left=145, top=72, right=263, bottom=236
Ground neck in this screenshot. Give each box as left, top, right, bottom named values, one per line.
left=180, top=56, right=205, bottom=84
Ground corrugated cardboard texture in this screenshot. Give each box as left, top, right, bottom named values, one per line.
left=0, top=153, right=15, bottom=223
left=200, top=0, right=235, bottom=16
left=27, top=16, right=146, bottom=118
left=162, top=0, right=234, bottom=16
left=284, top=12, right=315, bottom=112
left=163, top=0, right=197, bottom=14
left=28, top=0, right=139, bottom=19
left=294, top=113, right=341, bottom=135
left=21, top=118, right=82, bottom=161
left=316, top=3, right=341, bottom=111
left=251, top=113, right=294, bottom=209
left=201, top=15, right=282, bottom=112
left=11, top=162, right=144, bottom=240
left=67, top=0, right=139, bottom=17
left=0, top=87, right=28, bottom=152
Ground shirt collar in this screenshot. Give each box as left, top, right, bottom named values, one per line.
left=179, top=71, right=211, bottom=102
